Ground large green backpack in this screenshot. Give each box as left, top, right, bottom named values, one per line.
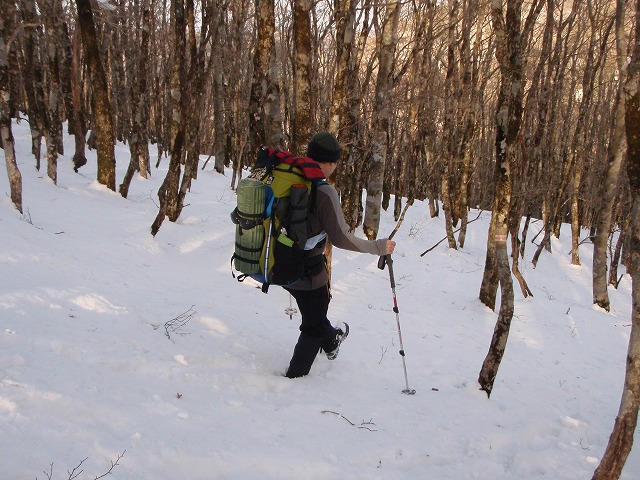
left=231, top=147, right=327, bottom=293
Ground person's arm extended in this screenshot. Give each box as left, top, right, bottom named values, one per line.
left=316, top=185, right=388, bottom=256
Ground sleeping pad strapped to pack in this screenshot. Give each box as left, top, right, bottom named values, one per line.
left=231, top=147, right=327, bottom=293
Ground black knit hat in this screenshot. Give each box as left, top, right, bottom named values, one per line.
left=306, top=131, right=342, bottom=163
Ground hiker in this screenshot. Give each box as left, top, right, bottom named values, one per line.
left=284, top=131, right=396, bottom=378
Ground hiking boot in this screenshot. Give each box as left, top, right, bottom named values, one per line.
left=326, top=322, right=349, bottom=360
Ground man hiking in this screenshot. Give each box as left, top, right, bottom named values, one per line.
left=284, top=131, right=396, bottom=378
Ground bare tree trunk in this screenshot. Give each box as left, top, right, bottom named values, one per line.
left=479, top=0, right=542, bottom=395
left=212, top=14, right=226, bottom=174
left=569, top=6, right=615, bottom=266
left=609, top=221, right=626, bottom=287
left=249, top=0, right=270, bottom=149
left=325, top=0, right=360, bottom=280
left=1, top=8, right=23, bottom=213
left=570, top=164, right=582, bottom=265
left=70, top=25, right=87, bottom=172
left=593, top=1, right=628, bottom=310
left=21, top=0, right=45, bottom=167
left=212, top=71, right=226, bottom=173
left=363, top=1, right=400, bottom=240
left=152, top=0, right=188, bottom=236
left=478, top=244, right=514, bottom=396
left=441, top=0, right=460, bottom=250
left=291, top=0, right=313, bottom=155
left=76, top=0, right=116, bottom=191
left=119, top=0, right=151, bottom=198
left=333, top=0, right=369, bottom=231
left=458, top=1, right=485, bottom=249
left=592, top=0, right=640, bottom=477
left=531, top=1, right=581, bottom=268
left=42, top=0, right=64, bottom=185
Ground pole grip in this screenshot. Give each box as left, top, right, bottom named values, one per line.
left=386, top=255, right=396, bottom=289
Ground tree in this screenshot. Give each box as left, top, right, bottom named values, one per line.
left=592, top=1, right=640, bottom=477
left=593, top=0, right=628, bottom=311
left=363, top=0, right=401, bottom=240
left=41, top=0, right=65, bottom=185
left=120, top=0, right=152, bottom=198
left=75, top=0, right=116, bottom=191
left=69, top=25, right=88, bottom=173
left=332, top=0, right=372, bottom=231
left=291, top=0, right=314, bottom=154
left=1, top=1, right=23, bottom=213
left=20, top=0, right=46, bottom=169
left=478, top=0, right=544, bottom=396
left=568, top=1, right=614, bottom=266
left=248, top=0, right=283, bottom=155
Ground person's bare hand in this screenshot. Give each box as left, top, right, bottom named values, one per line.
left=386, top=240, right=396, bottom=255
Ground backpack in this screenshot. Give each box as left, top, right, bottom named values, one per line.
left=231, top=146, right=327, bottom=293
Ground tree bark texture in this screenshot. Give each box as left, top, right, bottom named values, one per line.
left=152, top=0, right=188, bottom=236
left=291, top=0, right=313, bottom=155
left=478, top=0, right=540, bottom=394
left=70, top=26, right=87, bottom=172
left=1, top=6, right=23, bottom=213
left=363, top=1, right=401, bottom=240
left=20, top=0, right=45, bottom=167
left=332, top=0, right=368, bottom=231
left=76, top=0, right=116, bottom=191
left=593, top=0, right=628, bottom=311
left=119, top=0, right=152, bottom=198
left=249, top=0, right=278, bottom=154
left=592, top=0, right=640, bottom=476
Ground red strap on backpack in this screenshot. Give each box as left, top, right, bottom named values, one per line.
left=264, top=148, right=326, bottom=181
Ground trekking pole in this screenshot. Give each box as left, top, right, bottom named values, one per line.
left=285, top=293, right=297, bottom=319
left=378, top=253, right=416, bottom=395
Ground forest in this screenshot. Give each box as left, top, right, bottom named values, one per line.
left=1, top=0, right=639, bottom=478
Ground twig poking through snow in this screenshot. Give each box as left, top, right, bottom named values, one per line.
left=164, top=305, right=196, bottom=339
left=321, top=410, right=377, bottom=431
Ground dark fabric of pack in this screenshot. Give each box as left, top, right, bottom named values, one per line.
left=231, top=147, right=326, bottom=293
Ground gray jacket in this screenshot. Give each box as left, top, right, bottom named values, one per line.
left=289, top=183, right=388, bottom=290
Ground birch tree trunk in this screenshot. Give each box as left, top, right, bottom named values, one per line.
left=333, top=0, right=369, bottom=231
left=363, top=1, right=400, bottom=240
left=291, top=0, right=313, bottom=155
left=1, top=6, right=23, bottom=213
left=120, top=0, right=151, bottom=198
left=20, top=0, right=45, bottom=167
left=569, top=6, right=614, bottom=266
left=42, top=0, right=63, bottom=185
left=592, top=0, right=640, bottom=477
left=456, top=0, right=482, bottom=249
left=249, top=0, right=278, bottom=153
left=479, top=0, right=542, bottom=396
left=593, top=0, right=628, bottom=311
left=441, top=0, right=460, bottom=250
left=151, top=0, right=187, bottom=236
left=76, top=0, right=116, bottom=191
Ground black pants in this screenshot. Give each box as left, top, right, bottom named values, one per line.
left=284, top=285, right=339, bottom=378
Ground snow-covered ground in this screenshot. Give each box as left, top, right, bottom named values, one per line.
left=1, top=120, right=638, bottom=479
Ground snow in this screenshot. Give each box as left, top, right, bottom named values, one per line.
left=1, top=119, right=639, bottom=479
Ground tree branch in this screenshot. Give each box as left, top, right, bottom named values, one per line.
left=420, top=211, right=483, bottom=256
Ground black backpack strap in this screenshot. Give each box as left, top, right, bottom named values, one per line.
left=309, top=179, right=327, bottom=213
left=304, top=254, right=325, bottom=277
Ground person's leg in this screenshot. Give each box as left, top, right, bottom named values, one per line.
left=285, top=333, right=321, bottom=378
left=285, top=286, right=335, bottom=377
